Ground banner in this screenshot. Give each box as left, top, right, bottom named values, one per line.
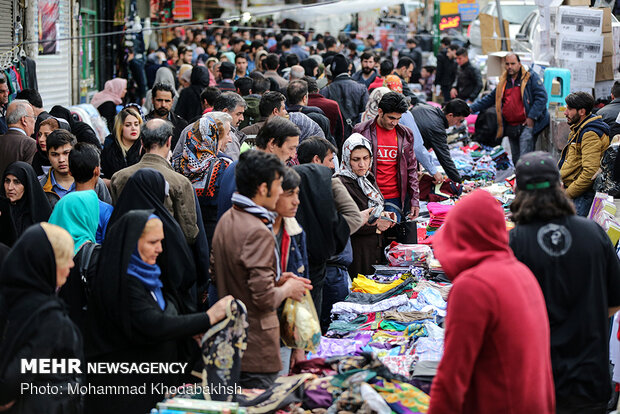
left=38, top=0, right=59, bottom=55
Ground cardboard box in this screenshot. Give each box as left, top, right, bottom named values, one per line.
left=598, top=7, right=612, bottom=33
left=604, top=32, right=614, bottom=56
left=563, top=0, right=589, bottom=5
left=560, top=59, right=597, bottom=87
left=557, top=6, right=604, bottom=36
left=594, top=80, right=615, bottom=98
left=556, top=33, right=604, bottom=62
left=596, top=55, right=615, bottom=81
left=480, top=13, right=511, bottom=54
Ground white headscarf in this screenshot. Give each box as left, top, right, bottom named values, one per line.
left=338, top=133, right=384, bottom=209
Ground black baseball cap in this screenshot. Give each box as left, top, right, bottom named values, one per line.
left=515, top=151, right=560, bottom=191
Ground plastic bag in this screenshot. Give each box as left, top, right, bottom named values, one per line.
left=280, top=290, right=321, bottom=352
left=385, top=242, right=433, bottom=267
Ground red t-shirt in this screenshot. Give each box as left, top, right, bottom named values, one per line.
left=502, top=82, right=527, bottom=125
left=375, top=124, right=400, bottom=199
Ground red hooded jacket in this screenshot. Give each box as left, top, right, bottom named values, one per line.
left=428, top=190, right=555, bottom=414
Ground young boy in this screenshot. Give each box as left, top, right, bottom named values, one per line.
left=272, top=168, right=310, bottom=375
left=40, top=130, right=111, bottom=209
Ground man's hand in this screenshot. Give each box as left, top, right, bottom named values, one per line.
left=524, top=118, right=534, bottom=128
left=377, top=217, right=392, bottom=232
left=206, top=295, right=234, bottom=325
left=360, top=207, right=373, bottom=225
left=284, top=276, right=312, bottom=301
left=432, top=171, right=444, bottom=184
left=407, top=207, right=420, bottom=220
left=450, top=88, right=458, bottom=99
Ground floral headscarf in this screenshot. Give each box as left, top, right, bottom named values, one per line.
left=339, top=133, right=384, bottom=209
left=361, top=87, right=391, bottom=123
left=172, top=116, right=230, bottom=197
left=384, top=75, right=403, bottom=93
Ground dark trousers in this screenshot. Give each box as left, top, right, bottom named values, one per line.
left=321, top=265, right=350, bottom=333
left=556, top=395, right=606, bottom=414
left=441, top=85, right=452, bottom=102
left=240, top=371, right=278, bottom=389
left=309, top=262, right=326, bottom=322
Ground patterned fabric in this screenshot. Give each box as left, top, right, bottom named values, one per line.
left=383, top=310, right=436, bottom=323
left=331, top=294, right=410, bottom=315
left=201, top=299, right=248, bottom=402
left=414, top=337, right=444, bottom=362
left=239, top=373, right=313, bottom=414
left=173, top=116, right=230, bottom=197
left=361, top=87, right=390, bottom=123
left=380, top=355, right=416, bottom=378
left=384, top=75, right=403, bottom=93
left=313, top=333, right=373, bottom=359
left=338, top=133, right=384, bottom=209
left=594, top=142, right=620, bottom=196
left=371, top=379, right=430, bottom=414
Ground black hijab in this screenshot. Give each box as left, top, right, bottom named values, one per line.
left=0, top=162, right=52, bottom=246
left=0, top=225, right=63, bottom=372
left=87, top=209, right=152, bottom=355
left=49, top=105, right=101, bottom=149
left=176, top=66, right=211, bottom=122
left=108, top=169, right=196, bottom=310
left=294, top=164, right=350, bottom=268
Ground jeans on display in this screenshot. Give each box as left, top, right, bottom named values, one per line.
left=504, top=124, right=534, bottom=166
left=573, top=190, right=596, bottom=217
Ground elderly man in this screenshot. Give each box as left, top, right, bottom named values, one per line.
left=470, top=52, right=549, bottom=165
left=213, top=92, right=248, bottom=160
left=111, top=118, right=199, bottom=244
left=0, top=99, right=36, bottom=177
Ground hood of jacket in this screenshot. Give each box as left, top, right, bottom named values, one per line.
left=190, top=66, right=211, bottom=88
left=433, top=190, right=511, bottom=281
left=570, top=113, right=610, bottom=138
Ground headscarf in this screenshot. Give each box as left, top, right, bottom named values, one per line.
left=87, top=210, right=158, bottom=355
left=172, top=116, right=230, bottom=195
left=221, top=51, right=236, bottom=64
left=383, top=75, right=403, bottom=93
left=178, top=64, right=193, bottom=83
left=338, top=134, right=384, bottom=209
left=361, top=87, right=390, bottom=123
left=107, top=169, right=196, bottom=312
left=300, top=58, right=319, bottom=77
left=0, top=162, right=52, bottom=246
left=90, top=78, right=127, bottom=109
left=153, top=67, right=178, bottom=97
left=48, top=190, right=99, bottom=253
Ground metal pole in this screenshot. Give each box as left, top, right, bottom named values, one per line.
left=495, top=0, right=507, bottom=51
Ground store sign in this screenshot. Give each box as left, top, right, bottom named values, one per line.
left=439, top=14, right=462, bottom=32
left=172, top=0, right=192, bottom=20
left=458, top=2, right=480, bottom=22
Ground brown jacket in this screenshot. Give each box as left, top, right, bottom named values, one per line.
left=240, top=120, right=265, bottom=137
left=110, top=153, right=199, bottom=243
left=212, top=206, right=287, bottom=373
left=0, top=129, right=37, bottom=178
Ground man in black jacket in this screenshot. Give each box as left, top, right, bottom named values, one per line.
left=435, top=41, right=458, bottom=102
left=595, top=80, right=620, bottom=139
left=395, top=57, right=416, bottom=99
left=320, top=54, right=368, bottom=139
left=400, top=37, right=423, bottom=83
left=145, top=83, right=188, bottom=150
left=451, top=48, right=482, bottom=103
left=411, top=99, right=470, bottom=183
left=286, top=80, right=336, bottom=146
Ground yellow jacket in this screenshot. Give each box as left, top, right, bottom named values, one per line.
left=559, top=114, right=610, bottom=198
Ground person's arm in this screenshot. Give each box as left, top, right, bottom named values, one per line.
left=428, top=278, right=492, bottom=413
left=565, top=131, right=606, bottom=198
left=470, top=88, right=497, bottom=114
left=24, top=139, right=36, bottom=164
left=429, top=121, right=462, bottom=183
left=526, top=73, right=548, bottom=125
left=400, top=112, right=437, bottom=175
left=332, top=177, right=364, bottom=234
left=173, top=179, right=199, bottom=244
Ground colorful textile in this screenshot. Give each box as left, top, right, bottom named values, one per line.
left=331, top=294, right=409, bottom=315
left=371, top=379, right=430, bottom=414
left=239, top=374, right=313, bottom=413
left=380, top=355, right=416, bottom=378
left=383, top=310, right=436, bottom=323
left=352, top=274, right=407, bottom=294
left=414, top=337, right=444, bottom=362
left=313, top=333, right=373, bottom=359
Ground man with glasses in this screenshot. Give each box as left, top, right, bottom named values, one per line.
left=0, top=99, right=37, bottom=177
left=0, top=75, right=9, bottom=134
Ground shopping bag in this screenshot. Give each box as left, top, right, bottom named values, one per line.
left=280, top=290, right=321, bottom=352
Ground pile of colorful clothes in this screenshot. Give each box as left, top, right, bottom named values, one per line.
left=426, top=203, right=454, bottom=234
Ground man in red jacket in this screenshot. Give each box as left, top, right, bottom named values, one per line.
left=353, top=92, right=419, bottom=220
left=429, top=189, right=555, bottom=414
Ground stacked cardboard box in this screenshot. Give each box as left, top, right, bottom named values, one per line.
left=542, top=2, right=617, bottom=95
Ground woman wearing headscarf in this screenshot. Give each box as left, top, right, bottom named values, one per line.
left=337, top=134, right=395, bottom=279
left=100, top=106, right=143, bottom=179
left=0, top=223, right=83, bottom=413
left=143, top=67, right=178, bottom=113
left=90, top=78, right=127, bottom=130
left=0, top=162, right=52, bottom=246
left=48, top=190, right=99, bottom=254
left=300, top=58, right=319, bottom=77
left=362, top=87, right=440, bottom=181
left=32, top=116, right=72, bottom=177
left=177, top=64, right=193, bottom=92
left=49, top=105, right=101, bottom=149
left=176, top=66, right=211, bottom=122
left=85, top=210, right=234, bottom=414
left=173, top=114, right=232, bottom=246
left=108, top=168, right=198, bottom=310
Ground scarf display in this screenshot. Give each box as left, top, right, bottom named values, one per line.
left=127, top=248, right=165, bottom=310
left=361, top=87, right=390, bottom=123
left=231, top=192, right=281, bottom=281
left=173, top=116, right=229, bottom=198
left=338, top=134, right=384, bottom=209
